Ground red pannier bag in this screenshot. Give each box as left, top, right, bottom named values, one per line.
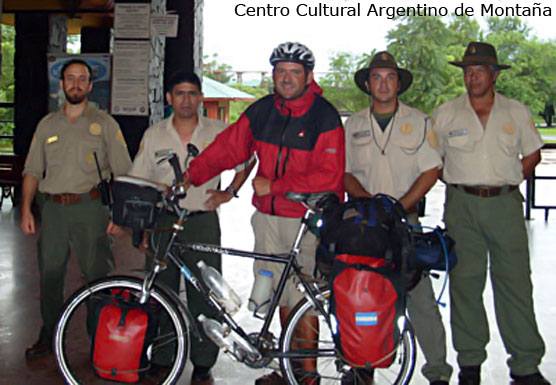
left=90, top=289, right=157, bottom=383
left=329, top=254, right=404, bottom=368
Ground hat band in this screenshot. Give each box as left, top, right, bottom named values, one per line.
left=461, top=55, right=499, bottom=65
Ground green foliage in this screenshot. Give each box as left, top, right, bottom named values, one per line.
left=229, top=83, right=270, bottom=123
left=319, top=52, right=373, bottom=114
left=203, top=53, right=233, bottom=84
left=0, top=26, right=15, bottom=153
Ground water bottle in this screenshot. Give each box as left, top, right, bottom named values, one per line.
left=248, top=269, right=274, bottom=315
left=198, top=315, right=261, bottom=360
left=197, top=314, right=233, bottom=351
left=197, top=260, right=242, bottom=315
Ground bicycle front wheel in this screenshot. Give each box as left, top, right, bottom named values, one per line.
left=54, top=276, right=189, bottom=385
left=279, top=289, right=416, bottom=385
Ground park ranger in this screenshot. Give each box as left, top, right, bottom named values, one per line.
left=343, top=51, right=452, bottom=385
left=432, top=42, right=550, bottom=385
left=20, top=59, right=132, bottom=360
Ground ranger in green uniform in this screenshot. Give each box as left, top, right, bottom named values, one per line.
left=432, top=42, right=551, bottom=385
left=20, top=59, right=132, bottom=360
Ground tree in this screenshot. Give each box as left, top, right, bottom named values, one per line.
left=203, top=53, right=234, bottom=84
left=319, top=52, right=372, bottom=114
left=0, top=26, right=15, bottom=152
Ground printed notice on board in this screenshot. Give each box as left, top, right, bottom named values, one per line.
left=114, top=3, right=151, bottom=39
left=151, top=14, right=179, bottom=37
left=111, top=40, right=149, bottom=116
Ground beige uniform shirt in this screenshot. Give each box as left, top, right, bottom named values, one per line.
left=345, top=102, right=442, bottom=200
left=23, top=105, right=132, bottom=194
left=129, top=115, right=233, bottom=211
left=431, top=93, right=543, bottom=185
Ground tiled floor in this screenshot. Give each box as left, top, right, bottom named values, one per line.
left=1, top=166, right=555, bottom=384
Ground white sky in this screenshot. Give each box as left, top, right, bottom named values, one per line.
left=203, top=0, right=555, bottom=77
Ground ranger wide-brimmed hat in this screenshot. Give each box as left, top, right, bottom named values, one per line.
left=354, top=51, right=413, bottom=95
left=449, top=41, right=511, bottom=70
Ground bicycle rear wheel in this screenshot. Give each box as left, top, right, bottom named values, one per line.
left=53, top=276, right=188, bottom=385
left=280, top=289, right=416, bottom=385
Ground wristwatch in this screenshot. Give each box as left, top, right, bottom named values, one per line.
left=224, top=185, right=239, bottom=198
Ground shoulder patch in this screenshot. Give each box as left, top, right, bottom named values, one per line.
left=426, top=129, right=439, bottom=149
left=115, top=130, right=127, bottom=147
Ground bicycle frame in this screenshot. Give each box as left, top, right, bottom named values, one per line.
left=141, top=192, right=330, bottom=364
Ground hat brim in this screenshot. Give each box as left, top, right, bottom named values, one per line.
left=449, top=60, right=511, bottom=70
left=354, top=67, right=413, bottom=95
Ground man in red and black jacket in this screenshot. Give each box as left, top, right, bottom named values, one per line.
left=188, top=42, right=344, bottom=385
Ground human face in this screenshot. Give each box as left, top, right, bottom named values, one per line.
left=273, top=62, right=313, bottom=100
left=60, top=63, right=92, bottom=105
left=463, top=65, right=498, bottom=99
left=166, top=82, right=202, bottom=120
left=365, top=68, right=400, bottom=107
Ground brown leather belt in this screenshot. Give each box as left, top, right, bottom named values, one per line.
left=451, top=184, right=518, bottom=198
left=45, top=188, right=101, bottom=205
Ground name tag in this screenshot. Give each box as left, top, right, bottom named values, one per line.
left=352, top=130, right=371, bottom=139
left=447, top=129, right=467, bottom=138
left=46, top=135, right=58, bottom=144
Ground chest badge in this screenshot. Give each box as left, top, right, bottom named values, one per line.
left=503, top=123, right=516, bottom=134
left=400, top=123, right=413, bottom=135
left=298, top=130, right=306, bottom=138
left=46, top=135, right=58, bottom=144
left=89, top=123, right=102, bottom=135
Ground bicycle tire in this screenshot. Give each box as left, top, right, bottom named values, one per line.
left=53, top=276, right=189, bottom=385
left=279, top=289, right=416, bottom=385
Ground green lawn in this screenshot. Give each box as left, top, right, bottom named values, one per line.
left=538, top=127, right=556, bottom=144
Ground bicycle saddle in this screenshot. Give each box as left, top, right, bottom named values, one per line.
left=285, top=191, right=339, bottom=209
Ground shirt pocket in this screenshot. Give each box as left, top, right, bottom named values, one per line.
left=78, top=136, right=106, bottom=174
left=348, top=133, right=373, bottom=170
left=445, top=130, right=475, bottom=152
left=497, top=129, right=520, bottom=156
left=44, top=137, right=64, bottom=168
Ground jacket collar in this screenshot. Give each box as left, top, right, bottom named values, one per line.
left=273, top=80, right=322, bottom=117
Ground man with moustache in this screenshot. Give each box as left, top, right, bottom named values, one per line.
left=432, top=42, right=550, bottom=385
left=186, top=42, right=345, bottom=385
left=129, top=71, right=254, bottom=385
left=21, top=59, right=132, bottom=360
left=343, top=51, right=452, bottom=385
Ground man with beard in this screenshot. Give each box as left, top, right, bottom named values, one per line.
left=186, top=42, right=345, bottom=385
left=20, top=59, right=132, bottom=360
left=129, top=71, right=255, bottom=385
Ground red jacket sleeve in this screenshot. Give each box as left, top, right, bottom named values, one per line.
left=188, top=113, right=254, bottom=187
left=269, top=125, right=345, bottom=196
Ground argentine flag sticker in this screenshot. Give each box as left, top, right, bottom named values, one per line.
left=355, top=312, right=378, bottom=326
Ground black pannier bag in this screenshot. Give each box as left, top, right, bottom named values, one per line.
left=317, top=195, right=416, bottom=369
left=111, top=176, right=162, bottom=247
left=412, top=226, right=457, bottom=271
left=317, top=194, right=415, bottom=277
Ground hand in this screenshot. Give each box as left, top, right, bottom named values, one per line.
left=139, top=232, right=149, bottom=253
left=204, top=189, right=233, bottom=211
left=20, top=209, right=35, bottom=234
left=253, top=176, right=271, bottom=197
left=106, top=221, right=125, bottom=237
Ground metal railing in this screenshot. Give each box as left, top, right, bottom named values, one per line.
left=525, top=143, right=556, bottom=220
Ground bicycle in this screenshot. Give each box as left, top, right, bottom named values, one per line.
left=53, top=148, right=416, bottom=385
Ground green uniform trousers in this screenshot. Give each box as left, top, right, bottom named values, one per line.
left=444, top=185, right=545, bottom=375
left=149, top=210, right=221, bottom=369
left=406, top=213, right=453, bottom=382
left=36, top=193, right=113, bottom=343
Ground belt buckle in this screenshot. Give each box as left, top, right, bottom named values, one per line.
left=478, top=187, right=491, bottom=198
left=60, top=194, right=69, bottom=205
